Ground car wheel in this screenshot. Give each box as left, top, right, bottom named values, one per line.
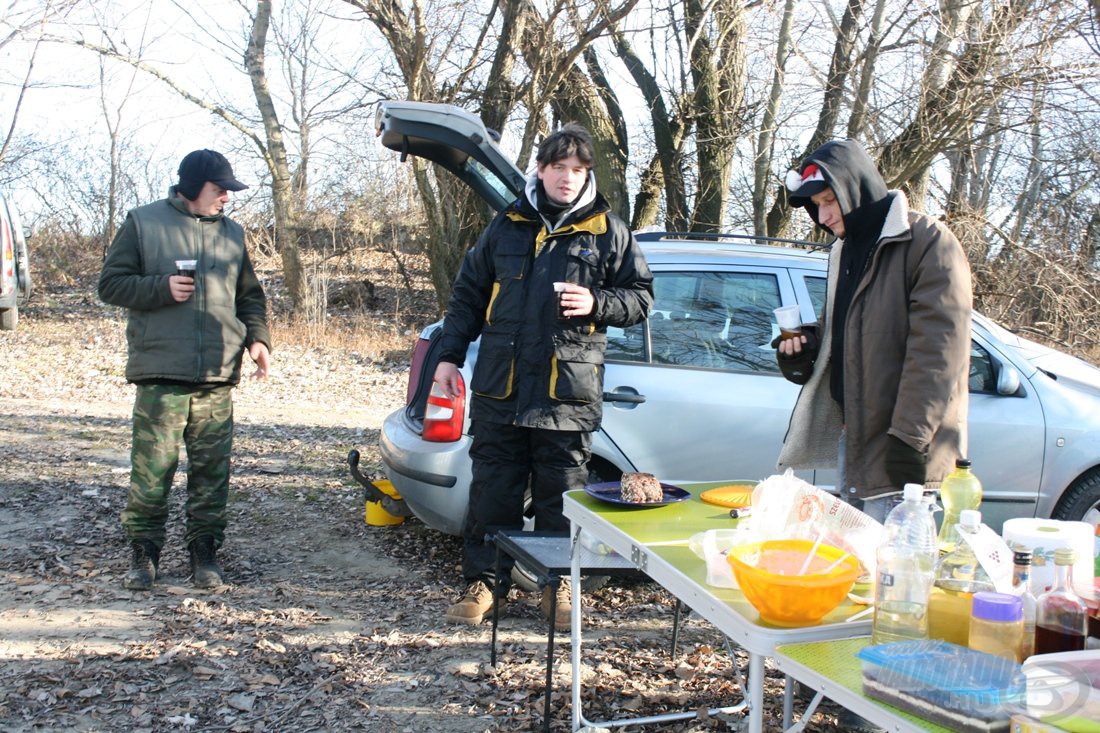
left=0, top=306, right=16, bottom=331
left=1051, top=468, right=1100, bottom=528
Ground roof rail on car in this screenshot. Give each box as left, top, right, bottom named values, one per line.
left=634, top=231, right=832, bottom=251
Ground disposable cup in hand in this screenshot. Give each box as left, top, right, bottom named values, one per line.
left=553, top=282, right=569, bottom=320
left=773, top=305, right=801, bottom=340
left=175, top=259, right=197, bottom=279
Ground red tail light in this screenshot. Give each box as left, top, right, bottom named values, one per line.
left=423, top=377, right=466, bottom=442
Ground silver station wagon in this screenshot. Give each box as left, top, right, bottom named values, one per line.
left=356, top=100, right=1100, bottom=540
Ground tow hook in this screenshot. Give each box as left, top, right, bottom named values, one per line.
left=346, top=449, right=413, bottom=517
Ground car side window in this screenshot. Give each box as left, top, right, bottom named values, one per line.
left=805, top=276, right=827, bottom=321
left=969, top=341, right=997, bottom=393
left=606, top=321, right=646, bottom=362
left=645, top=271, right=781, bottom=371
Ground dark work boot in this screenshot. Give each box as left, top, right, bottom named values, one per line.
left=124, top=539, right=160, bottom=591
left=188, top=536, right=225, bottom=588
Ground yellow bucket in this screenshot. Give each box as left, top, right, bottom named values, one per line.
left=365, top=480, right=405, bottom=526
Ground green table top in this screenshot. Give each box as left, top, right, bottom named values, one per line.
left=776, top=637, right=956, bottom=733
left=564, top=482, right=874, bottom=632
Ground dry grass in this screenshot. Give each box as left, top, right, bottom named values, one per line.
left=268, top=312, right=416, bottom=359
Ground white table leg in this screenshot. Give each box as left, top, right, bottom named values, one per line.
left=570, top=523, right=582, bottom=731
left=747, top=651, right=764, bottom=733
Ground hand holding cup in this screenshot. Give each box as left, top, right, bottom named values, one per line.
left=773, top=305, right=802, bottom=340
left=170, top=259, right=198, bottom=302
left=554, top=282, right=594, bottom=320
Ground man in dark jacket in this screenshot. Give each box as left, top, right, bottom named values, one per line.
left=99, top=149, right=272, bottom=591
left=434, top=123, right=653, bottom=627
left=776, top=139, right=971, bottom=523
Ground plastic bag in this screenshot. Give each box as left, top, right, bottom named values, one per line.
left=750, top=469, right=884, bottom=576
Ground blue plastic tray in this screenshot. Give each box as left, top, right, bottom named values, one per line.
left=857, top=639, right=1025, bottom=724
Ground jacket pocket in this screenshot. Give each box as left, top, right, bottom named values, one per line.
left=549, top=340, right=604, bottom=403
left=487, top=242, right=529, bottom=324
left=495, top=238, right=529, bottom=279
left=471, top=339, right=516, bottom=400
left=565, top=241, right=601, bottom=287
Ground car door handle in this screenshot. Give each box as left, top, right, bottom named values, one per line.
left=603, top=391, right=646, bottom=404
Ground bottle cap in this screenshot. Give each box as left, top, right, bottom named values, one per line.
left=1013, top=549, right=1032, bottom=566
left=902, top=483, right=924, bottom=502
left=959, top=509, right=982, bottom=528
left=971, top=591, right=1023, bottom=622
left=955, top=458, right=972, bottom=468
left=1054, top=547, right=1076, bottom=565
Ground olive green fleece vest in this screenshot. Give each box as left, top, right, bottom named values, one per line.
left=125, top=198, right=249, bottom=385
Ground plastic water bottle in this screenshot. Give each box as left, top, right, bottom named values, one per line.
left=936, top=459, right=982, bottom=555
left=872, top=483, right=937, bottom=644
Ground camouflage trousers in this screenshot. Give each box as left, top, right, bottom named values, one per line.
left=120, top=384, right=235, bottom=549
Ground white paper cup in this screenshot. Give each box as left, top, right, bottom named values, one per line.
left=553, top=282, right=569, bottom=320
left=773, top=305, right=801, bottom=339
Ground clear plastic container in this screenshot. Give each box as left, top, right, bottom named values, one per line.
left=937, top=458, right=983, bottom=554
left=872, top=483, right=937, bottom=644
left=1022, top=649, right=1100, bottom=733
left=929, top=509, right=995, bottom=647
left=969, top=591, right=1024, bottom=662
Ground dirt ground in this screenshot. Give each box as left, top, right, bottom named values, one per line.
left=0, top=278, right=850, bottom=732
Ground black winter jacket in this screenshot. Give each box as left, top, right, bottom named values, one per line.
left=438, top=188, right=653, bottom=431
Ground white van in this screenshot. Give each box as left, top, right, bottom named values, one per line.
left=0, top=192, right=32, bottom=330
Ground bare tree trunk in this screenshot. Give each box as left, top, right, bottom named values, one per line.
left=903, top=0, right=977, bottom=209
left=610, top=25, right=689, bottom=230
left=685, top=0, right=746, bottom=232
left=752, top=0, right=795, bottom=236
left=1008, top=91, right=1045, bottom=244
left=96, top=54, right=126, bottom=252
left=632, top=117, right=688, bottom=231
left=846, top=0, right=886, bottom=140
left=478, top=0, right=524, bottom=131
left=246, top=0, right=307, bottom=313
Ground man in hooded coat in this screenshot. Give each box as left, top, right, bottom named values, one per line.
left=776, top=139, right=972, bottom=522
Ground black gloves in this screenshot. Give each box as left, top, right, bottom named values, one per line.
left=885, top=435, right=928, bottom=489
left=773, top=323, right=819, bottom=385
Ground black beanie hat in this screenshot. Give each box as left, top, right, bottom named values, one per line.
left=177, top=149, right=248, bottom=200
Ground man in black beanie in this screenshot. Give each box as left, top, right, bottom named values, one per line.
left=99, top=149, right=271, bottom=591
left=774, top=139, right=972, bottom=522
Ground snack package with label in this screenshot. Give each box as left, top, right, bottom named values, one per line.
left=750, top=469, right=884, bottom=577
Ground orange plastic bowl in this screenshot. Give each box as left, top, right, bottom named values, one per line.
left=726, top=539, right=860, bottom=627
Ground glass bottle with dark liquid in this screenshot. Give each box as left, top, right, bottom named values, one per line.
left=1034, top=547, right=1087, bottom=654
